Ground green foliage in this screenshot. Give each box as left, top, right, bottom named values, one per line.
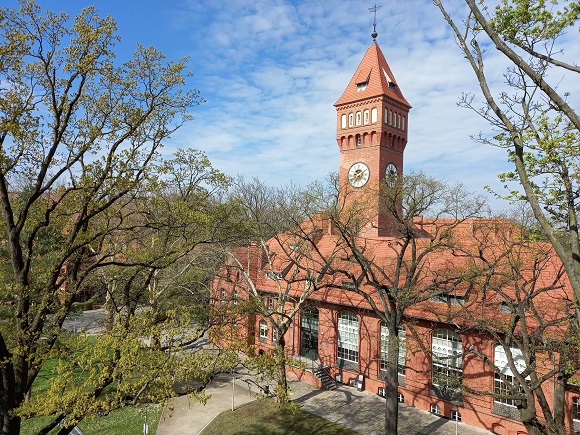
left=491, top=0, right=580, bottom=45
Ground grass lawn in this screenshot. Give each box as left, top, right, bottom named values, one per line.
left=200, top=398, right=358, bottom=435
left=21, top=404, right=162, bottom=435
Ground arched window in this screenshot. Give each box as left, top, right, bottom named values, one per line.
left=432, top=329, right=462, bottom=391
left=338, top=311, right=358, bottom=362
left=356, top=112, right=362, bottom=126
left=348, top=113, right=354, bottom=127
left=300, top=306, right=319, bottom=360
left=380, top=324, right=407, bottom=375
left=402, top=116, right=406, bottom=131
left=384, top=108, right=388, bottom=124
left=388, top=110, right=392, bottom=125
left=259, top=320, right=268, bottom=340
left=371, top=108, right=378, bottom=123
left=363, top=110, right=370, bottom=125
left=494, top=344, right=527, bottom=406
left=397, top=114, right=401, bottom=128
left=341, top=114, right=347, bottom=129
left=356, top=135, right=362, bottom=148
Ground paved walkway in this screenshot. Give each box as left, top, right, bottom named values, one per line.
left=156, top=373, right=492, bottom=435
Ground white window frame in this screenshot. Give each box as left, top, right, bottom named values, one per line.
left=573, top=397, right=580, bottom=422
left=272, top=328, right=279, bottom=344
left=402, top=116, right=406, bottom=131
left=338, top=311, right=359, bottom=363
left=380, top=324, right=406, bottom=375
left=348, top=113, right=354, bottom=127
left=233, top=290, right=238, bottom=305
left=341, top=114, right=347, bottom=129
left=388, top=110, right=392, bottom=125
left=363, top=110, right=369, bottom=125
left=259, top=320, right=268, bottom=340
left=494, top=344, right=527, bottom=407
left=432, top=329, right=462, bottom=390
left=355, top=112, right=362, bottom=126
left=371, top=107, right=378, bottom=123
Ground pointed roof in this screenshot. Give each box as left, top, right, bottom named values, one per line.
left=334, top=42, right=411, bottom=108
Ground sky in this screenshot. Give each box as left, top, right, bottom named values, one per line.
left=6, top=0, right=580, bottom=211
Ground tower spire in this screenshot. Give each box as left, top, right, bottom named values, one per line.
left=368, top=4, right=382, bottom=41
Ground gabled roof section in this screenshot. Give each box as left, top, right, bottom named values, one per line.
left=335, top=42, right=411, bottom=108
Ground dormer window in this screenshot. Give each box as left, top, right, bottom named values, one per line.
left=357, top=81, right=368, bottom=91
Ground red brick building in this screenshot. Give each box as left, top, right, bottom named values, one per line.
left=213, top=38, right=580, bottom=435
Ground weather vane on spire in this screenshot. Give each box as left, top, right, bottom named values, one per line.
left=368, top=4, right=382, bottom=41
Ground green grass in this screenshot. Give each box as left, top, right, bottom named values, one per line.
left=200, top=399, right=358, bottom=435
left=21, top=404, right=162, bottom=435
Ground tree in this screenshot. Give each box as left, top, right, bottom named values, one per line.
left=0, top=2, right=203, bottom=433
left=328, top=171, right=487, bottom=435
left=433, top=0, right=580, bottom=319
left=450, top=215, right=579, bottom=435
left=213, top=177, right=339, bottom=403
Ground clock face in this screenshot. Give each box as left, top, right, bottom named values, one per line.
left=348, top=162, right=370, bottom=188
left=385, top=163, right=398, bottom=187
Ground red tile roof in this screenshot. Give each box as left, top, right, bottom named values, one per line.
left=334, top=42, right=411, bottom=108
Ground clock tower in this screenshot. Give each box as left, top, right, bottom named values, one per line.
left=334, top=38, right=411, bottom=238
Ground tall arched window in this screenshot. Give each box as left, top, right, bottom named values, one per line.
left=348, top=113, right=354, bottom=127
left=363, top=110, right=370, bottom=125
left=380, top=324, right=406, bottom=375
left=371, top=107, right=378, bottom=123
left=494, top=344, right=527, bottom=406
left=356, top=135, right=362, bottom=148
left=402, top=116, right=406, bottom=131
left=338, top=311, right=358, bottom=362
left=300, top=306, right=319, bottom=360
left=432, top=329, right=462, bottom=391
left=341, top=114, right=347, bottom=129
left=388, top=110, right=393, bottom=125
left=356, top=112, right=362, bottom=126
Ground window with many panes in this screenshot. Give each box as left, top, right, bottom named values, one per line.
left=573, top=397, right=580, bottom=422
left=494, top=345, right=527, bottom=407
left=432, top=329, right=462, bottom=391
left=338, top=311, right=358, bottom=362
left=380, top=324, right=406, bottom=375
left=259, top=320, right=268, bottom=340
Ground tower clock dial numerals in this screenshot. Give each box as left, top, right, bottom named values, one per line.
left=348, top=162, right=370, bottom=188
left=385, top=163, right=398, bottom=187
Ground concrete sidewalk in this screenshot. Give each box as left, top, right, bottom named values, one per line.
left=156, top=374, right=492, bottom=435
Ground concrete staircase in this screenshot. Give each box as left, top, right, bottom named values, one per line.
left=313, top=365, right=337, bottom=390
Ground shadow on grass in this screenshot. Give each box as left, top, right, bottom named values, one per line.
left=200, top=398, right=358, bottom=435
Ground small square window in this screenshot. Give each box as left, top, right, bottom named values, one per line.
left=378, top=387, right=386, bottom=397
left=430, top=404, right=441, bottom=415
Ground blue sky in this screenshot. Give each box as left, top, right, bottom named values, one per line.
left=8, top=0, right=580, bottom=210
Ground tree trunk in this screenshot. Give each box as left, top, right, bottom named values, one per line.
left=384, top=327, right=399, bottom=435
left=274, top=336, right=289, bottom=403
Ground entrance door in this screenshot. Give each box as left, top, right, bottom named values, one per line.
left=300, top=307, right=319, bottom=360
